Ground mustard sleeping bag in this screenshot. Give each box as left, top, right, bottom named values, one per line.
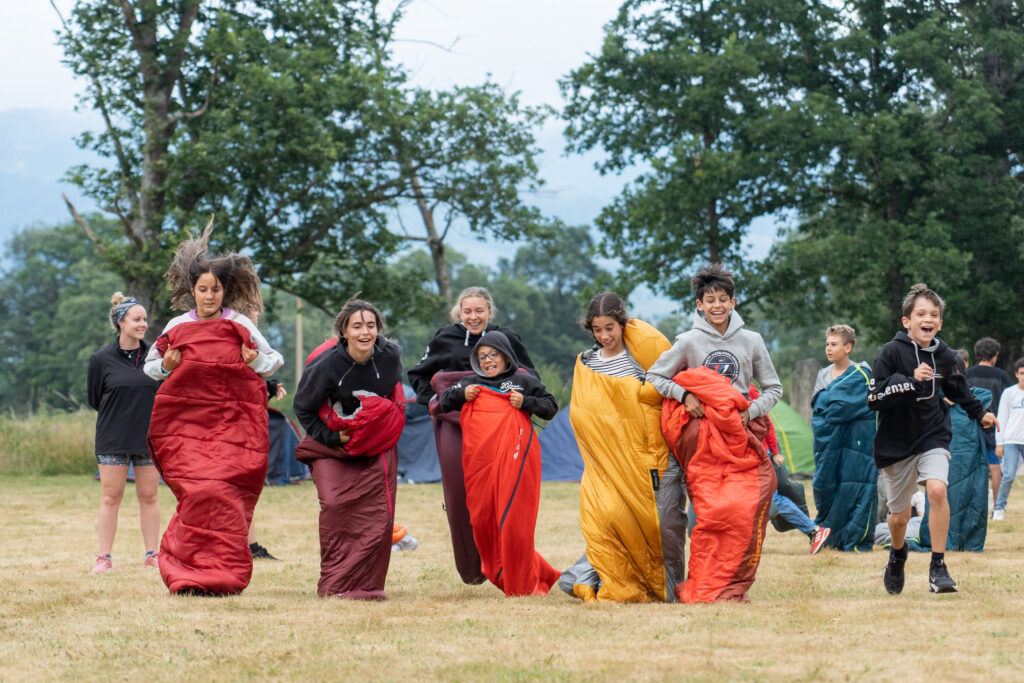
left=566, top=319, right=684, bottom=602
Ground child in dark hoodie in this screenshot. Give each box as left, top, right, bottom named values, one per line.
left=438, top=332, right=560, bottom=596
left=869, top=283, right=997, bottom=595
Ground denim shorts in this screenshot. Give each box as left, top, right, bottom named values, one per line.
left=987, top=448, right=1001, bottom=466
left=97, top=453, right=154, bottom=467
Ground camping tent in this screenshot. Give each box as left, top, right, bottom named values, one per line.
left=767, top=400, right=814, bottom=475
left=537, top=409, right=585, bottom=481
left=396, top=384, right=443, bottom=483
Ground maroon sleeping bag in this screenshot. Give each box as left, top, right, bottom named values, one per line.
left=148, top=319, right=269, bottom=595
left=296, top=383, right=405, bottom=599
left=429, top=370, right=486, bottom=585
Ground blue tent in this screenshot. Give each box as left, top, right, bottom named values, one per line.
left=538, top=408, right=585, bottom=482
left=396, top=384, right=443, bottom=483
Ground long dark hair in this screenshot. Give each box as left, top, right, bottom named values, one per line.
left=165, top=218, right=264, bottom=320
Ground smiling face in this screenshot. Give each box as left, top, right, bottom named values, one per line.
left=460, top=296, right=493, bottom=335
left=476, top=345, right=509, bottom=378
left=343, top=309, right=378, bottom=361
left=696, top=288, right=736, bottom=334
left=192, top=272, right=225, bottom=320
left=590, top=315, right=626, bottom=356
left=118, top=305, right=148, bottom=345
left=902, top=296, right=943, bottom=347
left=825, top=334, right=852, bottom=364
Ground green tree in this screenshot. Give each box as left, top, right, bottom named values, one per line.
left=561, top=0, right=822, bottom=302
left=0, top=220, right=123, bottom=412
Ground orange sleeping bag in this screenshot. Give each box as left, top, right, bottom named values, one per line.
left=460, top=387, right=560, bottom=596
left=661, top=366, right=776, bottom=603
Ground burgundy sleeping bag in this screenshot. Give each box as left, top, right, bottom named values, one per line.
left=295, top=383, right=405, bottom=599
left=460, top=387, right=560, bottom=596
left=148, top=319, right=269, bottom=595
left=430, top=370, right=486, bottom=585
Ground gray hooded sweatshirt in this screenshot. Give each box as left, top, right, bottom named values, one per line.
left=647, top=309, right=783, bottom=420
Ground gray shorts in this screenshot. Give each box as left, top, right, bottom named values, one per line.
left=97, top=453, right=154, bottom=467
left=880, top=448, right=950, bottom=514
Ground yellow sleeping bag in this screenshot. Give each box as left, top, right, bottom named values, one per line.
left=570, top=319, right=672, bottom=602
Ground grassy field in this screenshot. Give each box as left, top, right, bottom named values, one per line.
left=1, top=475, right=1023, bottom=682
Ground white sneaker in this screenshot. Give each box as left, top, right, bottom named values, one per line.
left=993, top=509, right=1005, bottom=521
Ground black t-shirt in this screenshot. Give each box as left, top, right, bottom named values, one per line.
left=966, top=364, right=1012, bottom=449
left=87, top=340, right=159, bottom=455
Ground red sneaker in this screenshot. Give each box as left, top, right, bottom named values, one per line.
left=810, top=527, right=832, bottom=555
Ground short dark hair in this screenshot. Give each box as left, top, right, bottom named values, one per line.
left=582, top=292, right=629, bottom=334
left=691, top=263, right=735, bottom=299
left=334, top=298, right=387, bottom=340
left=901, top=283, right=945, bottom=318
left=1014, top=358, right=1024, bottom=373
left=974, top=337, right=1000, bottom=363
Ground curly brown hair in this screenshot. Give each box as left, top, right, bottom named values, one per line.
left=165, top=218, right=264, bottom=320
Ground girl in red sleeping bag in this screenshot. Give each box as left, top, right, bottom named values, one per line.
left=438, top=331, right=561, bottom=597
left=144, top=223, right=284, bottom=596
left=292, top=299, right=405, bottom=600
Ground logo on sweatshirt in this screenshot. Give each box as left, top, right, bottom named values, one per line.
left=500, top=381, right=524, bottom=393
left=703, top=350, right=739, bottom=381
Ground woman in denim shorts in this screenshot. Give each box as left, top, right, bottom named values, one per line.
left=86, top=292, right=161, bottom=573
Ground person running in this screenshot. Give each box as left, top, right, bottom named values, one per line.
left=87, top=292, right=161, bottom=573
left=869, top=283, right=996, bottom=595
left=560, top=292, right=685, bottom=603
left=438, top=332, right=560, bottom=597
left=144, top=223, right=283, bottom=595
left=407, top=286, right=538, bottom=585
left=293, top=299, right=405, bottom=600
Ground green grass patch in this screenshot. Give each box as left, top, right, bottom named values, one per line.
left=0, top=410, right=95, bottom=475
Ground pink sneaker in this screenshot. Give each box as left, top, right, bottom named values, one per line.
left=143, top=552, right=159, bottom=569
left=92, top=554, right=112, bottom=573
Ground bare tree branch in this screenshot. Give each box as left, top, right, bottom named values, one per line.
left=62, top=193, right=107, bottom=253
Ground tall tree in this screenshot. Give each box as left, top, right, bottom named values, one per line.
left=561, top=0, right=823, bottom=302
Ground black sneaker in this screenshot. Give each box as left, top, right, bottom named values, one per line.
left=929, top=560, right=958, bottom=594
left=883, top=549, right=905, bottom=595
left=249, top=542, right=278, bottom=560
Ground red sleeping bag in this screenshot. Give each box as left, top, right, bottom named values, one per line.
left=661, top=366, right=776, bottom=603
left=295, top=383, right=404, bottom=599
left=429, top=370, right=486, bottom=585
left=148, top=319, right=269, bottom=595
left=460, top=387, right=560, bottom=596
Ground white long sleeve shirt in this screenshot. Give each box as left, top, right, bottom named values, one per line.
left=144, top=308, right=284, bottom=381
left=995, top=384, right=1024, bottom=446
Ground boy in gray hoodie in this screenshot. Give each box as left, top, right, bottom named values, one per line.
left=648, top=264, right=782, bottom=421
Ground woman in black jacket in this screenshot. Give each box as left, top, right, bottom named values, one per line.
left=86, top=292, right=161, bottom=573
left=407, top=286, right=538, bottom=584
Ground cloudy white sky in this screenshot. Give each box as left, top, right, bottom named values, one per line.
left=1, top=1, right=778, bottom=316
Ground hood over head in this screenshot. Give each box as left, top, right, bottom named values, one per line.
left=469, top=330, right=520, bottom=376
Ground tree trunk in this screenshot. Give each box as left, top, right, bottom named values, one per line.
left=407, top=162, right=452, bottom=301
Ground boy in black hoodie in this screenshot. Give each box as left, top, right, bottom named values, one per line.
left=439, top=331, right=557, bottom=419
left=868, top=283, right=997, bottom=595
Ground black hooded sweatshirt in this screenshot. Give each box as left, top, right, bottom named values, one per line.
left=293, top=337, right=404, bottom=448
left=867, top=331, right=986, bottom=468
left=407, top=323, right=537, bottom=406
left=437, top=331, right=557, bottom=420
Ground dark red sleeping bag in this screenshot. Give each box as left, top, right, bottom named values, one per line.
left=661, top=366, right=776, bottom=603
left=460, top=387, right=560, bottom=596
left=148, top=319, right=269, bottom=595
left=429, top=370, right=486, bottom=585
left=295, top=383, right=404, bottom=599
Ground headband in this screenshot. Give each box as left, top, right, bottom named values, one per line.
left=112, top=298, right=141, bottom=327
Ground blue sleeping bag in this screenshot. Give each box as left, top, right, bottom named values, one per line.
left=812, top=364, right=877, bottom=551
left=913, top=386, right=990, bottom=552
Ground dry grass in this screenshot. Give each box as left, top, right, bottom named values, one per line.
left=0, top=412, right=95, bottom=476
left=1, top=475, right=1023, bottom=682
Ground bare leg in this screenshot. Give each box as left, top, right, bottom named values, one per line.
left=925, top=479, right=949, bottom=554
left=134, top=465, right=161, bottom=553
left=989, top=464, right=1002, bottom=507
left=887, top=506, right=912, bottom=550
left=97, top=465, right=128, bottom=555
